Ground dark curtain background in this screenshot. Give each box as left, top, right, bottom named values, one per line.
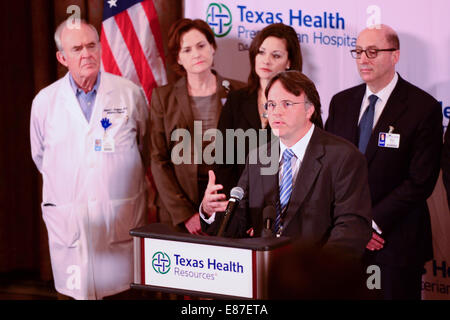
left=0, top=0, right=180, bottom=284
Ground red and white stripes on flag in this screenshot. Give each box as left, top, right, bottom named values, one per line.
left=101, top=0, right=167, bottom=223
left=100, top=0, right=167, bottom=102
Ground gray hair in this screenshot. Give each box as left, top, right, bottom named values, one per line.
left=54, top=18, right=100, bottom=52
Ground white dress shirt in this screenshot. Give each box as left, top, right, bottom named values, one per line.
left=358, top=72, right=398, bottom=128
left=279, top=124, right=315, bottom=187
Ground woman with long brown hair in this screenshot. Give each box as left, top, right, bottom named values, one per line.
left=214, top=23, right=317, bottom=198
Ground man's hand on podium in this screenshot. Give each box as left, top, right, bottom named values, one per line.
left=184, top=213, right=206, bottom=235
left=201, top=170, right=228, bottom=217
left=366, top=231, right=385, bottom=251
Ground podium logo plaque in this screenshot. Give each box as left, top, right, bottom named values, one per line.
left=144, top=238, right=253, bottom=298
left=152, top=251, right=171, bottom=274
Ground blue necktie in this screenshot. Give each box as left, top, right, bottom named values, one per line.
left=275, top=148, right=295, bottom=234
left=358, top=94, right=378, bottom=153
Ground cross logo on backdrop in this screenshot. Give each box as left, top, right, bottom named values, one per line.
left=206, top=3, right=232, bottom=37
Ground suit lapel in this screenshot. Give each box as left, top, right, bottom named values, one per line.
left=365, top=76, right=408, bottom=163
left=171, top=77, right=198, bottom=200
left=174, top=77, right=195, bottom=132
left=283, top=128, right=324, bottom=230
left=175, top=73, right=229, bottom=130
left=91, top=72, right=114, bottom=130
left=259, top=139, right=280, bottom=208
left=60, top=73, right=90, bottom=127
left=348, top=84, right=366, bottom=144
left=214, top=72, right=229, bottom=126
left=243, top=90, right=261, bottom=130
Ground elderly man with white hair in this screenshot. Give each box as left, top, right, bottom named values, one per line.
left=30, top=18, right=149, bottom=299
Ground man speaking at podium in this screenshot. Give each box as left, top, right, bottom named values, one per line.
left=201, top=71, right=372, bottom=257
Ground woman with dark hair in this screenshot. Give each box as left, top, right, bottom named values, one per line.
left=214, top=23, right=313, bottom=198
left=150, top=18, right=243, bottom=234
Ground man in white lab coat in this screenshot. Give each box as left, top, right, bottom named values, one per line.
left=30, top=19, right=149, bottom=299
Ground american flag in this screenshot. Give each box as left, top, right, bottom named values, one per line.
left=101, top=0, right=167, bottom=223
left=101, top=0, right=167, bottom=102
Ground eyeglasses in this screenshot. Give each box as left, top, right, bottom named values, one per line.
left=264, top=100, right=310, bottom=111
left=350, top=48, right=397, bottom=59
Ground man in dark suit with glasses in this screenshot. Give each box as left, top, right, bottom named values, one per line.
left=326, top=24, right=443, bottom=300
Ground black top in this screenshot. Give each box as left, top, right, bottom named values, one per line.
left=215, top=88, right=271, bottom=197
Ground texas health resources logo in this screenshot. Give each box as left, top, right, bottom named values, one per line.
left=206, top=3, right=232, bottom=37
left=152, top=251, right=171, bottom=274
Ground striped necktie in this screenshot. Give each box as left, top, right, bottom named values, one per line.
left=275, top=148, right=295, bottom=234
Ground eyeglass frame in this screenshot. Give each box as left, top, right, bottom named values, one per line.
left=264, top=100, right=311, bottom=111
left=350, top=48, right=397, bottom=59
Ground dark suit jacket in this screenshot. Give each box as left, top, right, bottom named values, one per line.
left=214, top=88, right=270, bottom=198
left=208, top=127, right=372, bottom=257
left=215, top=88, right=324, bottom=197
left=443, top=127, right=450, bottom=207
left=150, top=72, right=244, bottom=229
left=326, top=74, right=443, bottom=267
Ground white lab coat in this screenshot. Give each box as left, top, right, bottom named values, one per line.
left=30, top=72, right=149, bottom=299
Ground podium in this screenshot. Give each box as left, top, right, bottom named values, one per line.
left=130, top=223, right=291, bottom=299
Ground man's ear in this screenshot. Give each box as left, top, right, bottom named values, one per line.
left=56, top=51, right=68, bottom=67
left=306, top=104, right=315, bottom=120
left=391, top=49, right=400, bottom=66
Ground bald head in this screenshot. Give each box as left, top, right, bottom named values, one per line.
left=359, top=24, right=400, bottom=50
left=355, top=24, right=400, bottom=92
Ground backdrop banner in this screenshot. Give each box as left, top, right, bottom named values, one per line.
left=184, top=0, right=450, bottom=300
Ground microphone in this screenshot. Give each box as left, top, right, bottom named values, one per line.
left=261, top=206, right=276, bottom=238
left=216, top=187, right=245, bottom=237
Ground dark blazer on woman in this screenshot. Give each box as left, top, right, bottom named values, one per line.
left=215, top=88, right=271, bottom=197
left=150, top=72, right=244, bottom=229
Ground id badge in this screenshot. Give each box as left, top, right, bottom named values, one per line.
left=94, top=139, right=102, bottom=152
left=378, top=132, right=400, bottom=148
left=102, top=137, right=115, bottom=153
left=94, top=138, right=115, bottom=152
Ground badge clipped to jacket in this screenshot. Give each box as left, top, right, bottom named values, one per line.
left=96, top=117, right=115, bottom=153
left=378, top=126, right=400, bottom=148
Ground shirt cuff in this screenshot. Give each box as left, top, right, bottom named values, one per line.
left=199, top=204, right=216, bottom=224
left=372, top=220, right=382, bottom=234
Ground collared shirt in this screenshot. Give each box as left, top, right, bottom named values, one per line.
left=279, top=124, right=315, bottom=187
left=69, top=72, right=101, bottom=122
left=200, top=124, right=315, bottom=225
left=358, top=72, right=398, bottom=128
